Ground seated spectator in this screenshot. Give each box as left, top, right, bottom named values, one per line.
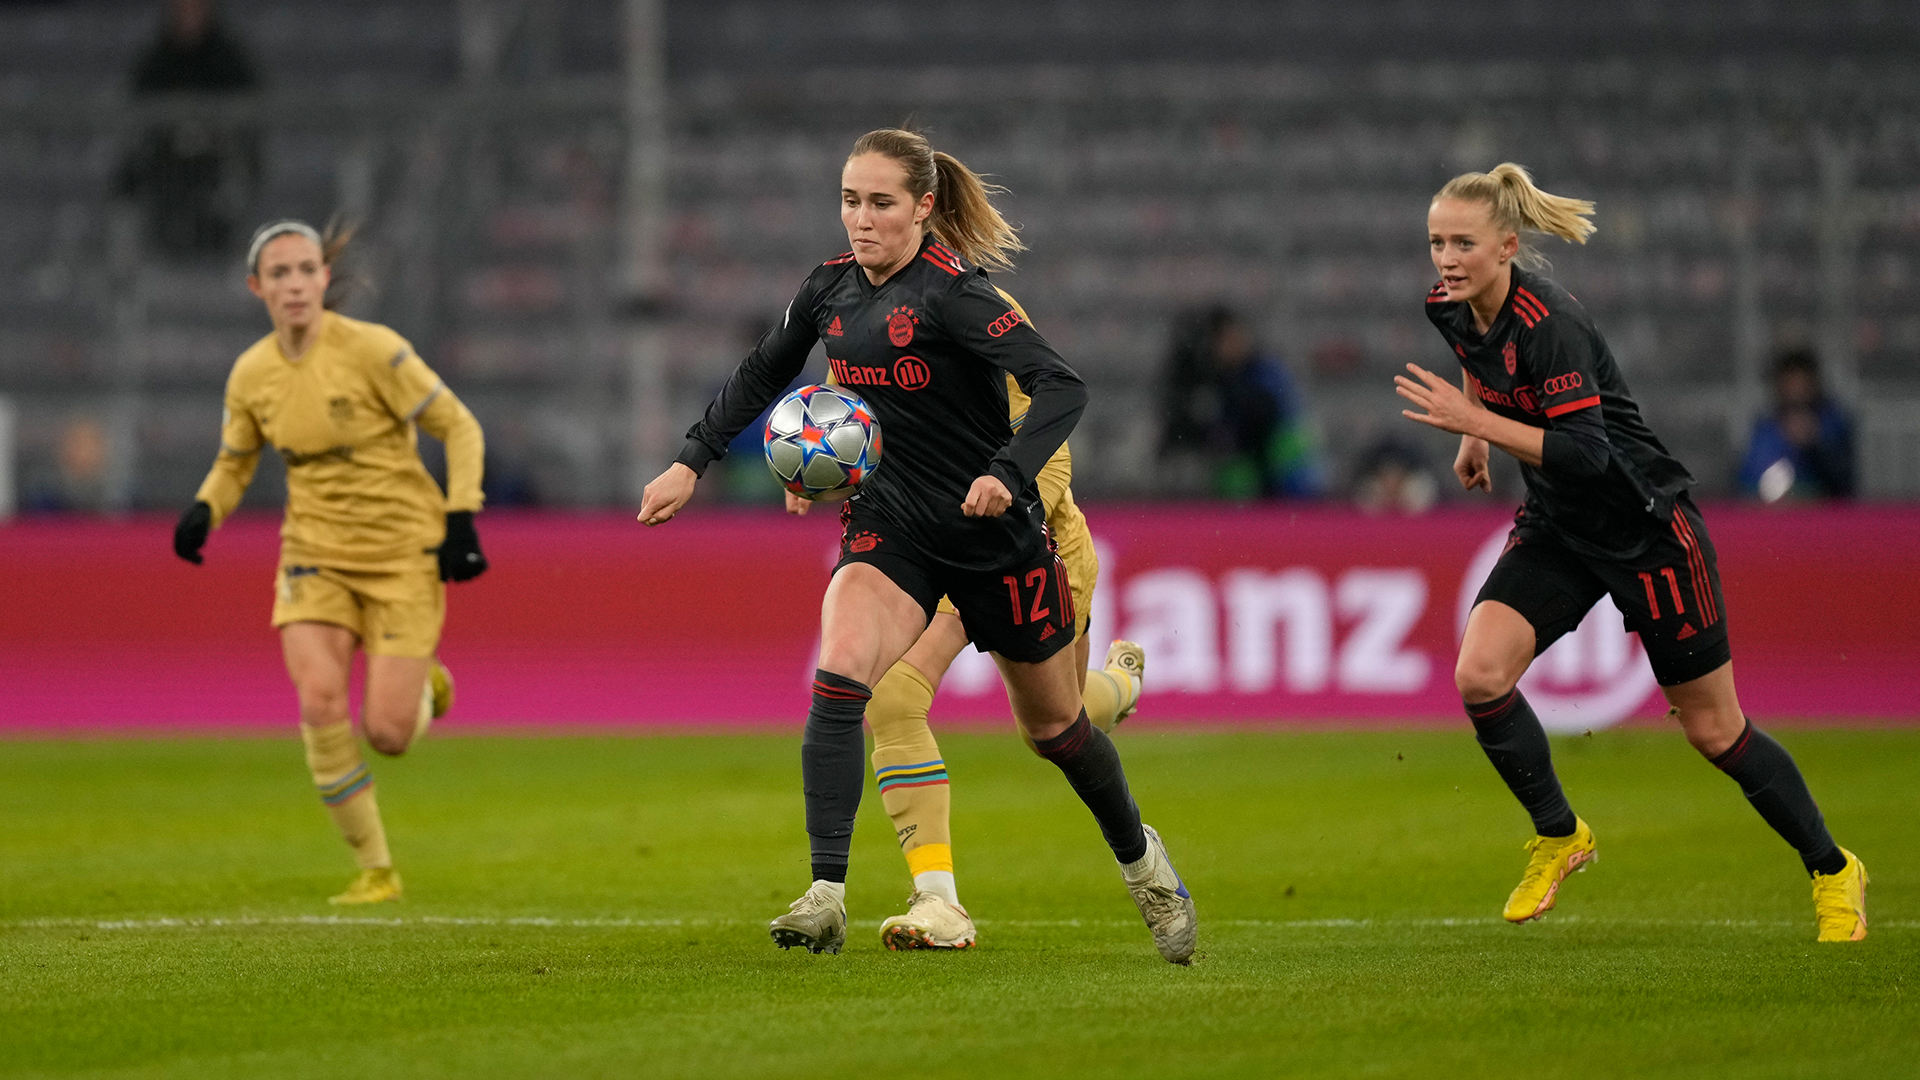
left=117, top=0, right=260, bottom=257
left=1158, top=306, right=1322, bottom=500
left=1738, top=348, right=1855, bottom=502
left=1352, top=435, right=1439, bottom=515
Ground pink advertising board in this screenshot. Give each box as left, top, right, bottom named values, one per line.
left=2, top=505, right=1916, bottom=729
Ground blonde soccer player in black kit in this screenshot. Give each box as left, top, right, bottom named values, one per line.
left=1397, top=164, right=1867, bottom=941
left=639, top=129, right=1194, bottom=964
left=172, top=221, right=488, bottom=905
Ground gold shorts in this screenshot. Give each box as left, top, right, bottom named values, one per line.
left=271, top=562, right=445, bottom=657
left=936, top=513, right=1099, bottom=637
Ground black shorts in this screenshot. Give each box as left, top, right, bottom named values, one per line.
left=835, top=503, right=1076, bottom=665
left=1476, top=495, right=1731, bottom=686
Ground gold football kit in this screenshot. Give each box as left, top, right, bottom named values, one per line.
left=195, top=311, right=484, bottom=656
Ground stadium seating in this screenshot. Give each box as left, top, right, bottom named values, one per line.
left=2, top=0, right=1917, bottom=508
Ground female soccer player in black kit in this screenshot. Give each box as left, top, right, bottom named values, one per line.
left=1398, top=164, right=1867, bottom=942
left=637, top=129, right=1196, bottom=964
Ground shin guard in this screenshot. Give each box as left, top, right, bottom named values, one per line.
left=803, top=670, right=872, bottom=884
left=1032, top=711, right=1148, bottom=864
left=1466, top=689, right=1578, bottom=838
left=301, top=720, right=391, bottom=869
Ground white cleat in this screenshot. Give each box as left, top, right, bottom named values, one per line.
left=1124, top=824, right=1196, bottom=965
left=880, top=891, right=978, bottom=950
left=1104, top=640, right=1146, bottom=727
left=769, top=882, right=847, bottom=954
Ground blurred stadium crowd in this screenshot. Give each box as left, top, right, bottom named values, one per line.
left=1, top=0, right=1916, bottom=514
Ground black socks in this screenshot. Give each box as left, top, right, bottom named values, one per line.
left=1032, top=711, right=1150, bottom=865
left=802, top=670, right=871, bottom=883
left=1711, top=720, right=1846, bottom=877
left=1465, top=689, right=1578, bottom=838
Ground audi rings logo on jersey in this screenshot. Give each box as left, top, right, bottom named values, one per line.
left=886, top=306, right=917, bottom=348
left=1503, top=340, right=1518, bottom=375
left=1544, top=372, right=1584, bottom=396
left=1514, top=385, right=1542, bottom=414
left=1458, top=526, right=1660, bottom=730
left=893, top=356, right=931, bottom=391
left=987, top=309, right=1025, bottom=338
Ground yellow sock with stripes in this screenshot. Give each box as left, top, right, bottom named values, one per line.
left=868, top=660, right=958, bottom=906
left=301, top=720, right=392, bottom=870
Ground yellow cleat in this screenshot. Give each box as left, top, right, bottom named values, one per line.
left=329, top=867, right=403, bottom=906
left=1812, top=848, right=1868, bottom=942
left=1103, top=639, right=1146, bottom=728
left=414, top=659, right=454, bottom=740
left=1503, top=818, right=1596, bottom=923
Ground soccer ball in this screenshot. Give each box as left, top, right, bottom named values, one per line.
left=763, top=385, right=883, bottom=501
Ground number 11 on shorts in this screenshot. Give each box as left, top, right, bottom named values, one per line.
left=1637, top=568, right=1686, bottom=620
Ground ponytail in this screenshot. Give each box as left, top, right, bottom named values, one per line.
left=1435, top=162, right=1595, bottom=270
left=849, top=128, right=1026, bottom=272
left=319, top=216, right=364, bottom=311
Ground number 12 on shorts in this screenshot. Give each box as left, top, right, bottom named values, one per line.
left=1637, top=567, right=1686, bottom=620
left=1003, top=568, right=1053, bottom=626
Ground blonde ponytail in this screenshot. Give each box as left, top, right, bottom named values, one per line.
left=1435, top=162, right=1595, bottom=270
left=849, top=128, right=1026, bottom=272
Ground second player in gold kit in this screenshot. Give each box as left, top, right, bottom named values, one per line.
left=174, top=220, right=487, bottom=905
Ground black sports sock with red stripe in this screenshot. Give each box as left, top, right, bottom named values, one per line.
left=802, top=669, right=872, bottom=883
left=1031, top=711, right=1149, bottom=864
left=1710, top=720, right=1846, bottom=876
left=1466, top=689, right=1578, bottom=838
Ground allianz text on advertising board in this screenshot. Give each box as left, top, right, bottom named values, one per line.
left=938, top=508, right=1659, bottom=728
left=5, top=507, right=1919, bottom=727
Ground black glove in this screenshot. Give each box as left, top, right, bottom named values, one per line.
left=173, top=501, right=212, bottom=565
left=438, top=510, right=489, bottom=582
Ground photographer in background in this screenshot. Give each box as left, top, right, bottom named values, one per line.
left=1738, top=348, right=1855, bottom=502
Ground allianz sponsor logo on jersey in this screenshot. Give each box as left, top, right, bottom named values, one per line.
left=828, top=355, right=930, bottom=391
left=937, top=525, right=1656, bottom=729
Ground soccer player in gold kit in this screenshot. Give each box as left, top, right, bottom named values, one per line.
left=795, top=288, right=1146, bottom=949
left=172, top=220, right=488, bottom=904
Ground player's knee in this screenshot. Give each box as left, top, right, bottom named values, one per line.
left=295, top=687, right=350, bottom=728
left=365, top=725, right=412, bottom=757
left=1454, top=654, right=1516, bottom=704
left=1670, top=704, right=1742, bottom=758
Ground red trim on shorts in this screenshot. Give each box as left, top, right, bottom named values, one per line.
left=1671, top=512, right=1719, bottom=627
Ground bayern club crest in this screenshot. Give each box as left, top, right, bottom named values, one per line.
left=763, top=384, right=883, bottom=501
left=1503, top=340, right=1518, bottom=375
left=887, top=306, right=917, bottom=347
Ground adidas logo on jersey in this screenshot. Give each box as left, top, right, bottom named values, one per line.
left=1676, top=623, right=1697, bottom=640
left=825, top=316, right=844, bottom=337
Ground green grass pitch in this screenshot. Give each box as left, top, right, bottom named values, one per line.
left=2, top=727, right=1913, bottom=1079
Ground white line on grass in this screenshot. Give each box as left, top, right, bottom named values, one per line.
left=8, top=915, right=1915, bottom=932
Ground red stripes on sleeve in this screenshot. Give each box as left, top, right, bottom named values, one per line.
left=1544, top=395, right=1600, bottom=418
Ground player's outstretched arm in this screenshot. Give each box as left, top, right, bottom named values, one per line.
left=639, top=462, right=697, bottom=526
left=1396, top=363, right=1545, bottom=467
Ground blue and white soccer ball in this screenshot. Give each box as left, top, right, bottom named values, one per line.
left=763, top=384, right=883, bottom=501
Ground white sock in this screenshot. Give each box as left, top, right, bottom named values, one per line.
left=812, top=879, right=847, bottom=906
left=914, top=870, right=960, bottom=907
left=1121, top=846, right=1156, bottom=884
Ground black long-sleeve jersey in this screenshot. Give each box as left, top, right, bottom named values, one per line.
left=677, top=235, right=1088, bottom=571
left=1426, top=267, right=1694, bottom=560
